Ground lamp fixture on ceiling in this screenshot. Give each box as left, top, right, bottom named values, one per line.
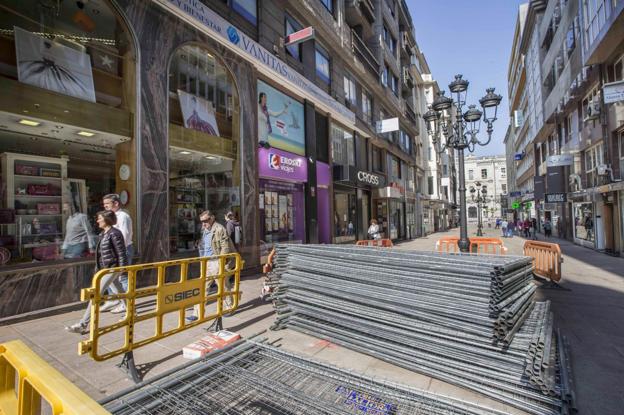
left=180, top=151, right=192, bottom=155
left=18, top=119, right=40, bottom=127
left=77, top=131, right=95, bottom=137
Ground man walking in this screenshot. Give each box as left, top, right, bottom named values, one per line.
left=188, top=210, right=236, bottom=321
left=100, top=193, right=133, bottom=314
left=501, top=219, right=508, bottom=238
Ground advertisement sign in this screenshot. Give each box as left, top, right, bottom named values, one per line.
left=545, top=193, right=567, bottom=203
left=258, top=80, right=305, bottom=155
left=546, top=154, right=573, bottom=167
left=258, top=147, right=307, bottom=182
left=285, top=27, right=315, bottom=46
left=160, top=0, right=354, bottom=125
left=375, top=117, right=399, bottom=134
left=355, top=171, right=386, bottom=188
left=178, top=90, right=220, bottom=136
left=14, top=26, right=95, bottom=102
left=603, top=80, right=624, bottom=104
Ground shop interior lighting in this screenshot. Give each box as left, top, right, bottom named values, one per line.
left=180, top=150, right=192, bottom=155
left=18, top=119, right=40, bottom=127
left=77, top=131, right=95, bottom=137
left=205, top=156, right=217, bottom=160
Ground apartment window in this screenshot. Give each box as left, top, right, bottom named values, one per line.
left=232, top=0, right=257, bottom=25
left=344, top=73, right=356, bottom=107
left=390, top=156, right=400, bottom=179
left=442, top=164, right=448, bottom=176
left=315, top=44, right=331, bottom=84
left=565, top=24, right=576, bottom=58
left=372, top=146, right=383, bottom=172
left=361, top=90, right=372, bottom=124
left=468, top=169, right=474, bottom=180
left=285, top=14, right=302, bottom=61
left=566, top=114, right=573, bottom=142
left=319, top=0, right=333, bottom=13
left=607, top=54, right=624, bottom=83
left=585, top=143, right=604, bottom=171
left=501, top=167, right=506, bottom=175
left=383, top=26, right=396, bottom=55
left=428, top=146, right=432, bottom=161
left=391, top=73, right=398, bottom=96
left=442, top=185, right=448, bottom=200
left=481, top=168, right=488, bottom=179
left=502, top=184, right=507, bottom=193
left=382, top=65, right=389, bottom=87
left=427, top=176, right=434, bottom=195
left=582, top=86, right=599, bottom=119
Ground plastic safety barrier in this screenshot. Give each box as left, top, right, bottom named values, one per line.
left=0, top=340, right=110, bottom=415
left=356, top=239, right=394, bottom=247
left=523, top=240, right=563, bottom=282
left=79, top=253, right=242, bottom=369
left=435, top=236, right=508, bottom=255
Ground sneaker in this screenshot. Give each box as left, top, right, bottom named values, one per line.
left=110, top=304, right=127, bottom=314
left=100, top=301, right=119, bottom=312
left=65, top=322, right=87, bottom=334
left=185, top=315, right=198, bottom=322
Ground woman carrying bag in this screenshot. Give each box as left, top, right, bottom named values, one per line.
left=367, top=219, right=381, bottom=240
left=65, top=210, right=127, bottom=334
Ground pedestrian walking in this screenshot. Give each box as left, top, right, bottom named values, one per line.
left=584, top=215, right=593, bottom=240
left=523, top=219, right=531, bottom=238
left=543, top=219, right=552, bottom=237
left=501, top=219, right=508, bottom=237
left=65, top=211, right=127, bottom=334
left=225, top=211, right=241, bottom=252
left=188, top=210, right=237, bottom=321
left=507, top=221, right=515, bottom=238
left=495, top=218, right=501, bottom=229
left=368, top=219, right=381, bottom=240
left=531, top=218, right=538, bottom=239
left=100, top=194, right=134, bottom=313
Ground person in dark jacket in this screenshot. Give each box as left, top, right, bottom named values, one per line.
left=66, top=210, right=127, bottom=334
left=225, top=211, right=241, bottom=252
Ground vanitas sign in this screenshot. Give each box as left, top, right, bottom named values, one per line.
left=356, top=171, right=385, bottom=188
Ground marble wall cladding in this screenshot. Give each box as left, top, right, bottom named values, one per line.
left=0, top=263, right=94, bottom=318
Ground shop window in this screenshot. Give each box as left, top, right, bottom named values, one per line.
left=0, top=1, right=136, bottom=267
left=285, top=14, right=302, bottom=61
left=232, top=0, right=258, bottom=26
left=168, top=45, right=240, bottom=254
left=574, top=203, right=594, bottom=242
left=315, top=44, right=331, bottom=85
left=343, top=73, right=357, bottom=107
left=606, top=54, right=623, bottom=83
left=331, top=124, right=354, bottom=167
left=260, top=180, right=305, bottom=248
left=334, top=191, right=356, bottom=242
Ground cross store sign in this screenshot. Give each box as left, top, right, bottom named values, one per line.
left=545, top=193, right=567, bottom=203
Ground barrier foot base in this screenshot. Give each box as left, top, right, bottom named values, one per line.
left=119, top=351, right=142, bottom=383
left=206, top=316, right=223, bottom=332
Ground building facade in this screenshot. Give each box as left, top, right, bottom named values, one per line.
left=460, top=155, right=508, bottom=225
left=0, top=0, right=432, bottom=316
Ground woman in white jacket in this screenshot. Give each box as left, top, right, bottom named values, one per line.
left=367, top=219, right=381, bottom=240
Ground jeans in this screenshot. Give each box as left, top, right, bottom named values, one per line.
left=63, top=242, right=88, bottom=258
left=80, top=272, right=123, bottom=326
left=119, top=244, right=133, bottom=292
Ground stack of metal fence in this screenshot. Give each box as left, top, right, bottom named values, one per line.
left=101, top=337, right=508, bottom=415
left=268, top=245, right=574, bottom=415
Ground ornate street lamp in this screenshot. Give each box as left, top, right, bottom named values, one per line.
left=423, top=75, right=502, bottom=252
left=470, top=182, right=488, bottom=237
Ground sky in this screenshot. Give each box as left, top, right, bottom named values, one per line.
left=408, top=0, right=527, bottom=157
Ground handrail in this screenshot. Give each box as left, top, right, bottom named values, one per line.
left=0, top=340, right=110, bottom=415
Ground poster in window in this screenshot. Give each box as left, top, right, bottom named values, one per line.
left=265, top=216, right=272, bottom=232
left=278, top=195, right=288, bottom=230
left=257, top=80, right=305, bottom=155
left=259, top=193, right=265, bottom=210
left=178, top=89, right=220, bottom=136
left=272, top=218, right=279, bottom=232
left=288, top=207, right=294, bottom=231
left=14, top=26, right=96, bottom=102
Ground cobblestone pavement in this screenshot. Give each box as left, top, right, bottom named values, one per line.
left=1, top=227, right=622, bottom=414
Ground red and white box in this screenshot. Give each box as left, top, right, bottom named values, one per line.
left=182, top=330, right=241, bottom=360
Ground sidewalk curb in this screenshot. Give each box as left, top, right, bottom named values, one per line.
left=0, top=301, right=85, bottom=327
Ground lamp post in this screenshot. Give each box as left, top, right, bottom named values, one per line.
left=423, top=75, right=502, bottom=252
left=470, top=182, right=488, bottom=237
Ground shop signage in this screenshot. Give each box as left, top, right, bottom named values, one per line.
left=161, top=0, right=355, bottom=125
left=284, top=27, right=315, bottom=46
left=546, top=154, right=573, bottom=167
left=509, top=191, right=522, bottom=197
left=375, top=186, right=402, bottom=199
left=603, top=80, right=624, bottom=104
left=514, top=153, right=524, bottom=161
left=511, top=201, right=520, bottom=209
left=375, top=117, right=399, bottom=134
left=258, top=147, right=307, bottom=182
left=545, top=193, right=567, bottom=203
left=356, top=171, right=385, bottom=188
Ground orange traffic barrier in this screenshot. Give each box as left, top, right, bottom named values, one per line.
left=356, top=239, right=394, bottom=247
left=435, top=236, right=508, bottom=255
left=263, top=248, right=276, bottom=273
left=523, top=240, right=563, bottom=282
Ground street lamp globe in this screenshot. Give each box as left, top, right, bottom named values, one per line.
left=479, top=88, right=503, bottom=122
left=432, top=91, right=453, bottom=112
left=449, top=74, right=469, bottom=104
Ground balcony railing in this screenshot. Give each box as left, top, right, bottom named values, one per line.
left=351, top=29, right=380, bottom=78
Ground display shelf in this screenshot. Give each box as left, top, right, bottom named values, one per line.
left=14, top=195, right=62, bottom=199
left=23, top=241, right=62, bottom=248
left=23, top=233, right=63, bottom=237
left=15, top=214, right=63, bottom=217
left=14, top=174, right=62, bottom=181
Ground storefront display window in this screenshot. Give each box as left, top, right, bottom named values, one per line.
left=168, top=45, right=240, bottom=254
left=574, top=203, right=594, bottom=242
left=334, top=191, right=356, bottom=243
left=0, top=2, right=136, bottom=267
left=259, top=179, right=305, bottom=248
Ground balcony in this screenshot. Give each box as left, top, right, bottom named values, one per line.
left=350, top=29, right=380, bottom=78
left=402, top=66, right=415, bottom=90
left=345, top=0, right=375, bottom=26
left=400, top=31, right=413, bottom=60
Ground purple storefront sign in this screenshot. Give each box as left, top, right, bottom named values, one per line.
left=316, top=161, right=331, bottom=244
left=258, top=147, right=308, bottom=182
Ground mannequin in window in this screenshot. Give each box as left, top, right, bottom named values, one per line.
left=61, top=201, right=95, bottom=258
left=258, top=92, right=288, bottom=148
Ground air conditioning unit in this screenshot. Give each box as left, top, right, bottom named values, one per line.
left=597, top=164, right=609, bottom=176
left=585, top=100, right=601, bottom=121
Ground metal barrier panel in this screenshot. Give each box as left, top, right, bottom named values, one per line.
left=79, top=253, right=243, bottom=362
left=435, top=237, right=507, bottom=255
left=356, top=239, right=394, bottom=247
left=0, top=340, right=110, bottom=415
left=523, top=241, right=562, bottom=282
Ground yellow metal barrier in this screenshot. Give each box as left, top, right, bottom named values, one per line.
left=78, top=253, right=243, bottom=370
left=0, top=340, right=110, bottom=415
